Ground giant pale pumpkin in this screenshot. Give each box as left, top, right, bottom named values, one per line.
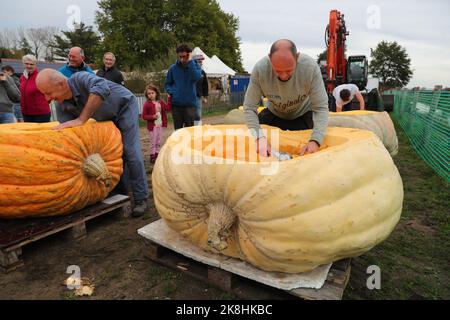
left=329, top=111, right=398, bottom=156
left=225, top=108, right=398, bottom=156
left=152, top=124, right=403, bottom=273
left=0, top=120, right=123, bottom=219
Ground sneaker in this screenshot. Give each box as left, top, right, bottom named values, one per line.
left=132, top=200, right=148, bottom=217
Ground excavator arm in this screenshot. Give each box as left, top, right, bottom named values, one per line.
left=325, top=9, right=368, bottom=93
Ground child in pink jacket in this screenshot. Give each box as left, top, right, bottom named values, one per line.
left=142, top=84, right=171, bottom=163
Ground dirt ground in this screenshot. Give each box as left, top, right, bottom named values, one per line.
left=0, top=114, right=448, bottom=300
left=0, top=115, right=231, bottom=300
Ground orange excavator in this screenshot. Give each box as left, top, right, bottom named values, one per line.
left=323, top=9, right=368, bottom=93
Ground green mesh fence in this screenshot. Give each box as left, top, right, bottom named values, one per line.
left=393, top=90, right=450, bottom=182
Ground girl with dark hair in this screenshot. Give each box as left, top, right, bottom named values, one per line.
left=142, top=84, right=171, bottom=163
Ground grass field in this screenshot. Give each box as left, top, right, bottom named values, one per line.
left=344, top=115, right=449, bottom=299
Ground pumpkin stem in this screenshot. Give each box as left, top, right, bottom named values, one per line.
left=207, top=203, right=235, bottom=251
left=82, top=153, right=112, bottom=188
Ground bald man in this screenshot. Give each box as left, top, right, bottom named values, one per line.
left=59, top=47, right=95, bottom=78
left=36, top=69, right=149, bottom=217
left=243, top=39, right=329, bottom=156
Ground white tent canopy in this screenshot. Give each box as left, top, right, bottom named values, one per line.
left=191, top=47, right=210, bottom=61
left=192, top=47, right=236, bottom=77
left=211, top=55, right=236, bottom=76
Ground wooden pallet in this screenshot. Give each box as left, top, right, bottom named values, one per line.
left=138, top=220, right=351, bottom=300
left=0, top=194, right=131, bottom=273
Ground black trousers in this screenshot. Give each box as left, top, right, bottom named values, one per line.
left=23, top=114, right=51, bottom=123
left=258, top=108, right=313, bottom=131
left=172, top=105, right=196, bottom=130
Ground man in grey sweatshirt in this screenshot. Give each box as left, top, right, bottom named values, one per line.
left=0, top=71, right=21, bottom=124
left=244, top=39, right=329, bottom=157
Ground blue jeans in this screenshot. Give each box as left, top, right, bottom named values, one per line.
left=0, top=112, right=16, bottom=124
left=195, top=97, right=202, bottom=121
left=115, top=96, right=149, bottom=202
left=12, top=104, right=23, bottom=121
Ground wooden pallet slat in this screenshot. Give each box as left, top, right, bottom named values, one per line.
left=0, top=195, right=131, bottom=273
left=138, top=220, right=352, bottom=300
left=207, top=267, right=233, bottom=292
left=0, top=247, right=24, bottom=273
left=65, top=222, right=87, bottom=241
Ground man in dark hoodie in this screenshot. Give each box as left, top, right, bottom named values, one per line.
left=165, top=44, right=202, bottom=130
left=0, top=65, right=21, bottom=124
left=96, top=52, right=125, bottom=86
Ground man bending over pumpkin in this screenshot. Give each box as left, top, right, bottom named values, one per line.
left=243, top=39, right=329, bottom=157
left=36, top=69, right=149, bottom=217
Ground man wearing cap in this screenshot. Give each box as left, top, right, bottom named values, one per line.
left=193, top=54, right=209, bottom=125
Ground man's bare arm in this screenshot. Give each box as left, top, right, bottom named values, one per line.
left=356, top=91, right=365, bottom=110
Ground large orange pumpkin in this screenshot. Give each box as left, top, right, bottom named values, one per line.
left=0, top=120, right=123, bottom=218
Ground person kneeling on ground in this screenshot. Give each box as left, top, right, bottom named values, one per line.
left=332, top=83, right=365, bottom=112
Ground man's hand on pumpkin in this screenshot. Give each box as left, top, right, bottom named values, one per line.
left=53, top=118, right=85, bottom=130
left=299, top=140, right=320, bottom=156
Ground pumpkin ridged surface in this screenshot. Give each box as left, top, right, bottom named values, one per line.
left=152, top=125, right=403, bottom=273
left=0, top=120, right=123, bottom=218
left=328, top=110, right=398, bottom=156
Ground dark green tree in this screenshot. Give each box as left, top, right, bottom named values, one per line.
left=95, top=0, right=243, bottom=71
left=19, top=37, right=33, bottom=56
left=369, top=41, right=413, bottom=90
left=0, top=47, right=16, bottom=58
left=50, top=22, right=101, bottom=63
left=164, top=0, right=243, bottom=71
left=96, top=0, right=175, bottom=70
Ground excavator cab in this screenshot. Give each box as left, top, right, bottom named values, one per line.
left=347, top=55, right=368, bottom=90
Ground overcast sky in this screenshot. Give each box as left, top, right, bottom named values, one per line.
left=1, top=0, right=448, bottom=88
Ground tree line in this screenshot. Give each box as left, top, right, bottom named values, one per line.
left=1, top=0, right=414, bottom=89
left=0, top=0, right=244, bottom=72
left=0, top=27, right=59, bottom=61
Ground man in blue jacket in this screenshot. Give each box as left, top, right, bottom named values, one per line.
left=36, top=69, right=149, bottom=217
left=165, top=44, right=202, bottom=130
left=59, top=47, right=95, bottom=78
